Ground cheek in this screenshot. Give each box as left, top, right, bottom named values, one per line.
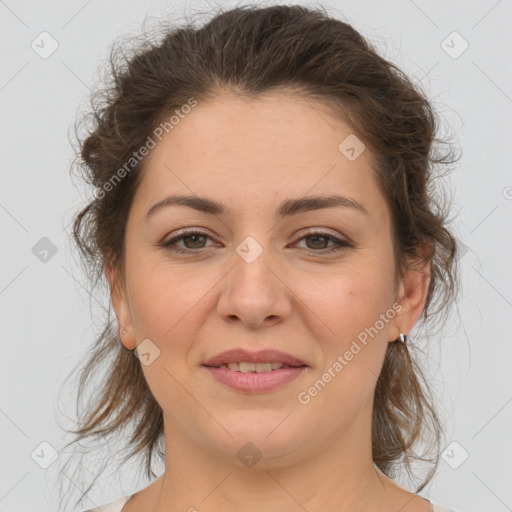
left=124, top=254, right=189, bottom=338
left=126, top=257, right=219, bottom=364
left=294, top=264, right=394, bottom=402
left=295, top=265, right=394, bottom=341
left=126, top=263, right=207, bottom=409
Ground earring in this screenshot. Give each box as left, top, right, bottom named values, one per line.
left=398, top=332, right=406, bottom=343
left=121, top=329, right=126, bottom=335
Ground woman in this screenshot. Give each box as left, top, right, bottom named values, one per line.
left=58, top=4, right=462, bottom=511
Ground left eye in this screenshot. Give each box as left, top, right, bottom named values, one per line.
left=295, top=232, right=350, bottom=253
left=160, top=230, right=351, bottom=254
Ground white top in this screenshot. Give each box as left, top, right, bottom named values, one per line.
left=83, top=495, right=462, bottom=512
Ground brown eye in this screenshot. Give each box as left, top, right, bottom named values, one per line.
left=160, top=229, right=352, bottom=255
left=294, top=231, right=352, bottom=254
left=161, top=230, right=215, bottom=253
left=181, top=233, right=208, bottom=249
left=304, top=234, right=330, bottom=250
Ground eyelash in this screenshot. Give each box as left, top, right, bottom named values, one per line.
left=160, top=228, right=352, bottom=255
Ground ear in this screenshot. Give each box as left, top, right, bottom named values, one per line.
left=104, top=258, right=137, bottom=350
left=389, top=252, right=432, bottom=343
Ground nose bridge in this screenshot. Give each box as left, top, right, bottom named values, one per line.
left=216, top=232, right=292, bottom=327
left=231, top=233, right=279, bottom=301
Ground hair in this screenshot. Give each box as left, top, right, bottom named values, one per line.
left=56, top=3, right=461, bottom=509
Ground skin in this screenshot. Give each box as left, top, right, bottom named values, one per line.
left=106, top=91, right=433, bottom=512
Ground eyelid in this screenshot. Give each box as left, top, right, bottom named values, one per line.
left=295, top=227, right=343, bottom=239
left=163, top=227, right=214, bottom=241
left=163, top=226, right=345, bottom=241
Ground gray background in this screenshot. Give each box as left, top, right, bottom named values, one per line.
left=1, top=0, right=511, bottom=511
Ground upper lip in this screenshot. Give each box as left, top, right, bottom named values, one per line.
left=203, top=348, right=307, bottom=367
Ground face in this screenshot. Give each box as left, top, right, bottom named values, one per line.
left=108, top=91, right=429, bottom=468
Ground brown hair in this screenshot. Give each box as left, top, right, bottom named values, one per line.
left=57, top=3, right=461, bottom=508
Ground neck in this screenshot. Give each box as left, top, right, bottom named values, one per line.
left=149, top=412, right=402, bottom=512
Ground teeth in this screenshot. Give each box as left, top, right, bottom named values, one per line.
left=221, top=362, right=285, bottom=372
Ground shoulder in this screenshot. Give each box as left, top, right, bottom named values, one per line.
left=82, top=495, right=132, bottom=512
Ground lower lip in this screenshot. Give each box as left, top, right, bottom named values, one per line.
left=203, top=365, right=308, bottom=393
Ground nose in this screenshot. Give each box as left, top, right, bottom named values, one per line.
left=216, top=239, right=292, bottom=330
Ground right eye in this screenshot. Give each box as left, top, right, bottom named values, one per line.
left=160, top=229, right=217, bottom=254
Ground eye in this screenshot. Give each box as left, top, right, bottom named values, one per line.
left=293, top=229, right=352, bottom=254
left=159, top=228, right=352, bottom=255
left=160, top=229, right=216, bottom=254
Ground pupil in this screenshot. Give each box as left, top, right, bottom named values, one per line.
left=186, top=235, right=204, bottom=248
left=309, top=235, right=327, bottom=249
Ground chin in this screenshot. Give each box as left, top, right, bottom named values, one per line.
left=213, top=414, right=308, bottom=462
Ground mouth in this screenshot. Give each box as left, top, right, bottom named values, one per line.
left=202, top=364, right=308, bottom=393
left=205, top=361, right=306, bottom=372
left=202, top=348, right=308, bottom=368
left=201, top=348, right=309, bottom=393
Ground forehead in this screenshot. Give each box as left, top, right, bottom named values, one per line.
left=131, top=91, right=389, bottom=224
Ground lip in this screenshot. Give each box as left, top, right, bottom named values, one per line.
left=202, top=348, right=308, bottom=394
left=202, top=348, right=307, bottom=367
left=204, top=365, right=307, bottom=393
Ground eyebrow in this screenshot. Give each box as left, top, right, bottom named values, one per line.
left=145, top=193, right=369, bottom=221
